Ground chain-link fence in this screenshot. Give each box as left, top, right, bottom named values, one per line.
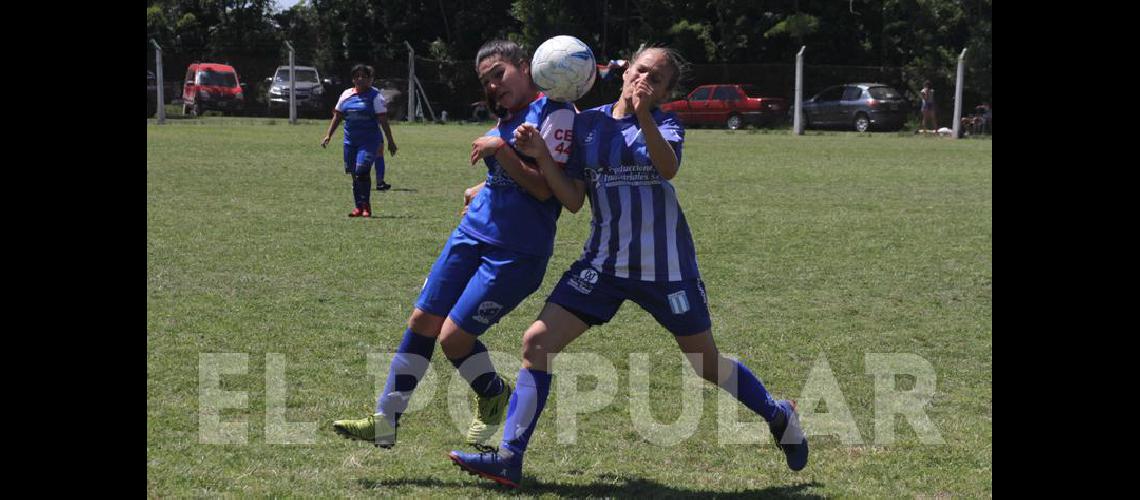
left=149, top=46, right=988, bottom=131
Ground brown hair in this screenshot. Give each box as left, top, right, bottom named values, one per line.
left=630, top=46, right=687, bottom=92
left=474, top=40, right=532, bottom=116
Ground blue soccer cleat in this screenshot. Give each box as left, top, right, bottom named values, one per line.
left=769, top=400, right=809, bottom=471
left=448, top=449, right=522, bottom=488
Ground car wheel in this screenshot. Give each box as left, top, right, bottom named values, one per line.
left=726, top=114, right=743, bottom=130
left=854, top=113, right=870, bottom=132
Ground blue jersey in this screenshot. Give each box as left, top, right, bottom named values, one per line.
left=564, top=103, right=698, bottom=282
left=458, top=95, right=576, bottom=257
left=335, top=87, right=387, bottom=146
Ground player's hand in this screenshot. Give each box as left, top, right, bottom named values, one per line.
left=470, top=136, right=505, bottom=165
left=320, top=135, right=331, bottom=148
left=460, top=185, right=482, bottom=216
left=632, top=80, right=655, bottom=115
left=512, top=124, right=549, bottom=159
left=388, top=141, right=398, bottom=156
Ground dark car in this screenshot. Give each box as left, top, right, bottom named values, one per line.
left=660, top=84, right=788, bottom=130
left=801, top=83, right=909, bottom=132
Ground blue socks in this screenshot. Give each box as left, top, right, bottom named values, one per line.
left=447, top=340, right=506, bottom=398
left=376, top=329, right=436, bottom=417
left=721, top=360, right=781, bottom=422
left=499, top=368, right=552, bottom=457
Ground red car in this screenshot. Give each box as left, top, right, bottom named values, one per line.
left=182, top=63, right=246, bottom=117
left=660, top=84, right=788, bottom=130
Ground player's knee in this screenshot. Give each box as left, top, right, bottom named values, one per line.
left=354, top=173, right=371, bottom=183
left=686, top=357, right=720, bottom=384
left=438, top=326, right=476, bottom=358
left=521, top=324, right=553, bottom=369
left=690, top=361, right=716, bottom=383
left=408, top=310, right=444, bottom=337
left=682, top=352, right=727, bottom=384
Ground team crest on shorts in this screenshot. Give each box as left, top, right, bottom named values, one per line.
left=472, top=301, right=504, bottom=325
left=568, top=268, right=600, bottom=295
left=668, top=291, right=691, bottom=315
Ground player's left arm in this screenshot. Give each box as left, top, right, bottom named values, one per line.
left=377, top=113, right=397, bottom=156
left=373, top=93, right=398, bottom=156
left=487, top=141, right=553, bottom=201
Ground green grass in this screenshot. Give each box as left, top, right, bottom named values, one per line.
left=148, top=117, right=991, bottom=497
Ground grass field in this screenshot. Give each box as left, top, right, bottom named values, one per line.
left=147, top=117, right=992, bottom=497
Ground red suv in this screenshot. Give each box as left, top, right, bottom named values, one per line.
left=660, top=84, right=788, bottom=130
left=182, top=63, right=245, bottom=117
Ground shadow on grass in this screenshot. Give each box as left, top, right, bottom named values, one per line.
left=358, top=475, right=824, bottom=498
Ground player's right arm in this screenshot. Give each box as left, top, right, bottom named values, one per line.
left=321, top=111, right=343, bottom=147
left=322, top=90, right=353, bottom=148
left=513, top=124, right=586, bottom=213
left=470, top=135, right=553, bottom=200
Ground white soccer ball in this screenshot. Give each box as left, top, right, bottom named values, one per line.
left=531, top=35, right=597, bottom=103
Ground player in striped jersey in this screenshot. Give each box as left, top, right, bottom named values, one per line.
left=449, top=47, right=808, bottom=488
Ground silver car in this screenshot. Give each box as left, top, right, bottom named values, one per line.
left=266, top=66, right=330, bottom=117
left=802, top=83, right=910, bottom=132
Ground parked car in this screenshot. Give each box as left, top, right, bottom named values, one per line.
left=801, top=83, right=909, bottom=132
left=660, top=84, right=788, bottom=130
left=182, top=63, right=247, bottom=117
left=147, top=71, right=158, bottom=118
left=265, top=66, right=331, bottom=117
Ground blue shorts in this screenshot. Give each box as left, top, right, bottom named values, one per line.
left=547, top=260, right=712, bottom=336
left=343, top=142, right=383, bottom=175
left=415, top=228, right=550, bottom=335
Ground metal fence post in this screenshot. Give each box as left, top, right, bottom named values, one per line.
left=286, top=41, right=296, bottom=124
left=151, top=39, right=166, bottom=124
left=953, top=48, right=967, bottom=139
left=794, top=46, right=806, bottom=135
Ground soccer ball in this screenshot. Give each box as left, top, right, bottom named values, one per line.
left=531, top=35, right=597, bottom=103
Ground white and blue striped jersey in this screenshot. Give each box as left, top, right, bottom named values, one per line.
left=335, top=87, right=387, bottom=146
left=564, top=104, right=699, bottom=282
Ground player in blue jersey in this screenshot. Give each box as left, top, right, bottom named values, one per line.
left=449, top=47, right=808, bottom=488
left=332, top=41, right=577, bottom=452
left=321, top=64, right=399, bottom=217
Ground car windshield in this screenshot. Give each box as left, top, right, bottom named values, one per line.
left=199, top=70, right=237, bottom=87
left=869, top=87, right=901, bottom=100
left=275, top=70, right=319, bottom=83
left=741, top=85, right=769, bottom=98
